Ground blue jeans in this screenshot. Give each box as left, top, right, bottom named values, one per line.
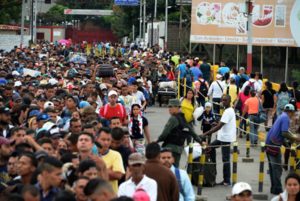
left=267, top=153, right=283, bottom=194
left=210, top=140, right=231, bottom=183
left=249, top=114, right=259, bottom=144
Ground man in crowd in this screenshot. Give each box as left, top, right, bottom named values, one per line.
left=0, top=137, right=13, bottom=183
left=144, top=142, right=179, bottom=201
left=73, top=176, right=89, bottom=201
left=231, top=182, right=253, bottom=201
left=100, top=90, right=127, bottom=126
left=96, top=127, right=125, bottom=193
left=157, top=99, right=202, bottom=167
left=35, top=156, right=63, bottom=201
left=265, top=104, right=300, bottom=195
left=84, top=178, right=116, bottom=201
left=203, top=94, right=236, bottom=186
left=160, top=148, right=195, bottom=201
left=118, top=153, right=157, bottom=201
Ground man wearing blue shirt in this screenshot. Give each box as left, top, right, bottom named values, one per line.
left=265, top=104, right=300, bottom=195
left=190, top=64, right=202, bottom=82
left=35, top=156, right=63, bottom=201
left=218, top=61, right=230, bottom=76
left=160, top=148, right=195, bottom=201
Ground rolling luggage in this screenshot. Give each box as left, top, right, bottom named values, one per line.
left=157, top=87, right=176, bottom=107
left=191, top=151, right=216, bottom=187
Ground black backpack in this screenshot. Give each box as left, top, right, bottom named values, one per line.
left=199, top=80, right=208, bottom=97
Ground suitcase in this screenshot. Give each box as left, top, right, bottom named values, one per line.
left=97, top=64, right=114, bottom=78
left=191, top=152, right=216, bottom=187
left=157, top=87, right=176, bottom=107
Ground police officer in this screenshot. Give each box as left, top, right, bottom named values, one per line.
left=156, top=99, right=202, bottom=167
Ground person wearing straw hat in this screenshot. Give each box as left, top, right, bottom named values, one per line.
left=156, top=99, right=203, bottom=167
left=265, top=103, right=300, bottom=195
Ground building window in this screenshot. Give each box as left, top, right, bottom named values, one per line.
left=45, top=0, right=51, bottom=4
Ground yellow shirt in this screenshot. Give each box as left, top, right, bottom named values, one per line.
left=224, top=84, right=238, bottom=106
left=102, top=149, right=125, bottom=193
left=181, top=98, right=194, bottom=123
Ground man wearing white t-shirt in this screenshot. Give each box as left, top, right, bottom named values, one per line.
left=203, top=94, right=236, bottom=186
left=118, top=153, right=157, bottom=201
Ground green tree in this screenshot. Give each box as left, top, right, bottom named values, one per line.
left=38, top=4, right=68, bottom=25
left=0, top=0, right=22, bottom=24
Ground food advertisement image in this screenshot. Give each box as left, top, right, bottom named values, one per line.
left=190, top=0, right=300, bottom=47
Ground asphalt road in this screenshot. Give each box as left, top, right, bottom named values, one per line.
left=144, top=106, right=289, bottom=201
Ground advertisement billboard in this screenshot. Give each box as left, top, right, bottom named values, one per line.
left=190, top=0, right=300, bottom=47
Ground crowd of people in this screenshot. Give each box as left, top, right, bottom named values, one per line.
left=0, top=41, right=299, bottom=201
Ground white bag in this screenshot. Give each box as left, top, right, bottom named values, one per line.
left=184, top=143, right=202, bottom=159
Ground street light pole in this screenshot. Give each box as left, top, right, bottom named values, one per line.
left=165, top=0, right=168, bottom=50
left=154, top=0, right=157, bottom=20
left=143, top=0, right=146, bottom=46
left=139, top=0, right=142, bottom=41
left=20, top=0, right=25, bottom=48
left=246, top=0, right=253, bottom=74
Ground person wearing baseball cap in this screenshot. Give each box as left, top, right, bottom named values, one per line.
left=99, top=90, right=127, bottom=127
left=118, top=153, right=157, bottom=201
left=231, top=182, right=252, bottom=201
left=266, top=103, right=300, bottom=195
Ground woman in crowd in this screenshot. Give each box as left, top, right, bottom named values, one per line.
left=274, top=82, right=290, bottom=119
left=235, top=85, right=251, bottom=138
left=128, top=104, right=150, bottom=154
left=271, top=173, right=300, bottom=201
left=181, top=89, right=196, bottom=143
left=261, top=81, right=276, bottom=131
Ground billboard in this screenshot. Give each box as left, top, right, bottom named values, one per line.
left=190, top=0, right=300, bottom=47
left=114, top=0, right=139, bottom=6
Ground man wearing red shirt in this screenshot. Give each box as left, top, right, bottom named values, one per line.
left=100, top=90, right=127, bottom=126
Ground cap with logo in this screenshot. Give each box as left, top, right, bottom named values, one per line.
left=232, top=182, right=252, bottom=196
left=284, top=104, right=295, bottom=111
left=0, top=107, right=10, bottom=114
left=128, top=153, right=146, bottom=166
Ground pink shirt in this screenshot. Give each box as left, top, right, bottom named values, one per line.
left=239, top=92, right=251, bottom=112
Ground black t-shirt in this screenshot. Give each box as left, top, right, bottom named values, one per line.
left=262, top=89, right=276, bottom=108
left=290, top=89, right=300, bottom=102
left=131, top=116, right=148, bottom=139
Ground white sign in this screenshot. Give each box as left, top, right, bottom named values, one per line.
left=53, top=31, right=61, bottom=36
left=64, top=9, right=113, bottom=16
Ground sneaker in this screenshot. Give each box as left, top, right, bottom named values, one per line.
left=217, top=181, right=231, bottom=186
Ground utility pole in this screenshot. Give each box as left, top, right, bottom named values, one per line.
left=20, top=0, right=25, bottom=48
left=246, top=0, right=253, bottom=74
left=143, top=0, right=146, bottom=46
left=165, top=0, right=168, bottom=50
left=154, top=0, right=157, bottom=20
left=30, top=0, right=33, bottom=43
left=33, top=0, right=37, bottom=43
left=139, top=0, right=142, bottom=42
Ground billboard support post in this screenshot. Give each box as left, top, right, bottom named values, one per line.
left=260, top=46, right=263, bottom=75
left=213, top=44, right=216, bottom=65
left=285, top=47, right=289, bottom=82
left=246, top=0, right=254, bottom=74
left=236, top=45, right=239, bottom=70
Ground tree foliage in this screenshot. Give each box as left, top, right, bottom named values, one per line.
left=38, top=4, right=68, bottom=25
left=0, top=0, right=22, bottom=24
